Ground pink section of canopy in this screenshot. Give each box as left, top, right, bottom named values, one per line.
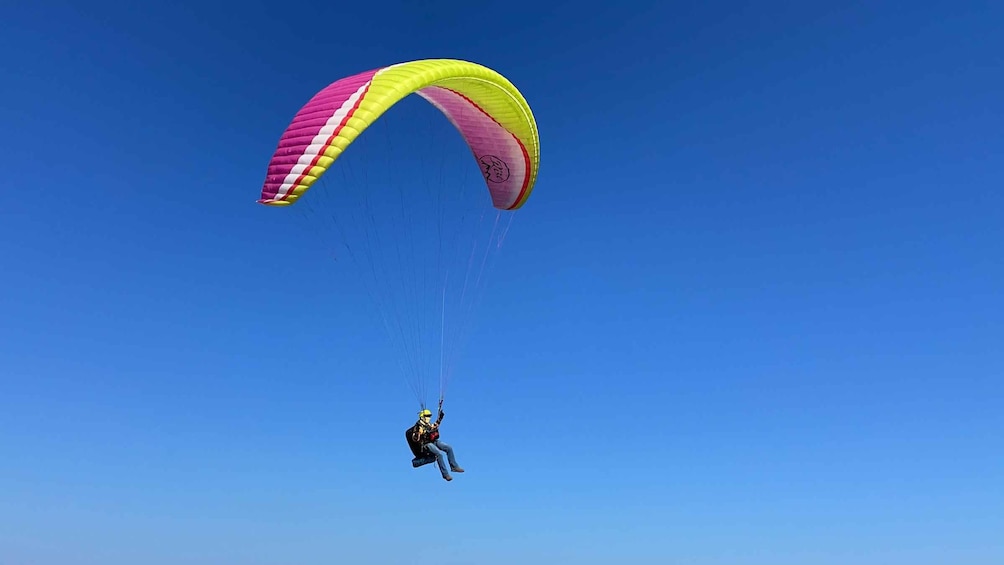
left=416, top=86, right=529, bottom=209
left=259, top=68, right=379, bottom=203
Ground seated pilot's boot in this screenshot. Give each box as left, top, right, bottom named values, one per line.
left=451, top=466, right=465, bottom=473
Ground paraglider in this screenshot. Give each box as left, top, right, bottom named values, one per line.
left=257, top=59, right=539, bottom=478
left=406, top=402, right=465, bottom=481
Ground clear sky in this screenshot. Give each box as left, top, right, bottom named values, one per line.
left=2, top=1, right=1003, bottom=564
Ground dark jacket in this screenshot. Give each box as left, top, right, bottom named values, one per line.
left=405, top=412, right=444, bottom=456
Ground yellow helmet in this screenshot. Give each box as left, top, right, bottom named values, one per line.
left=419, top=409, right=432, bottom=418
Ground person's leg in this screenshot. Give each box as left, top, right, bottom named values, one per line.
left=433, top=440, right=463, bottom=472
left=424, top=442, right=451, bottom=479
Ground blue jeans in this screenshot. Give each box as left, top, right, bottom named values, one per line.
left=424, top=439, right=460, bottom=478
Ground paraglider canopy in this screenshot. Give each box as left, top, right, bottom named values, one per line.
left=259, top=58, right=540, bottom=210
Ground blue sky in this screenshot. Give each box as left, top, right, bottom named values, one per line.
left=2, top=1, right=1003, bottom=563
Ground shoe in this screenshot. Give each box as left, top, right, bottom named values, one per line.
left=451, top=467, right=465, bottom=473
left=443, top=475, right=452, bottom=481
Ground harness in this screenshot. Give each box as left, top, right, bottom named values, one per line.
left=416, top=420, right=439, bottom=444
left=406, top=421, right=439, bottom=456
